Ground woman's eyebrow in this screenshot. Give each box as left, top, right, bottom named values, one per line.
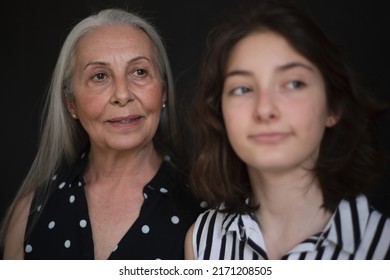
left=83, top=56, right=151, bottom=70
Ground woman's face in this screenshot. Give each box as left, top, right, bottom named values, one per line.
left=67, top=25, right=165, bottom=153
left=222, top=32, right=338, bottom=175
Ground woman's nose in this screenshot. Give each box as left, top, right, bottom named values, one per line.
left=110, top=78, right=134, bottom=106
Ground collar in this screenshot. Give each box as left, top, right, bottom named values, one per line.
left=220, top=195, right=371, bottom=256
left=221, top=208, right=260, bottom=241
left=66, top=152, right=88, bottom=185
left=142, top=159, right=177, bottom=198
left=321, top=194, right=371, bottom=254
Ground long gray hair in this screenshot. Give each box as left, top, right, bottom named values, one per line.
left=0, top=8, right=176, bottom=247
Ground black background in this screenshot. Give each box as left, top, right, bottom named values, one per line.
left=1, top=0, right=389, bottom=222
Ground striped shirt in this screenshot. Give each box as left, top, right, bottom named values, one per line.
left=192, top=195, right=390, bottom=259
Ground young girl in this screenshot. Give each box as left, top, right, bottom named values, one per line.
left=185, top=0, right=390, bottom=260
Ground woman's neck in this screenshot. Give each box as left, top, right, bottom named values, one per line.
left=84, top=144, right=162, bottom=188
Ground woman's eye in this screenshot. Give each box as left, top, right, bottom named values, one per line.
left=92, top=73, right=107, bottom=81
left=231, top=86, right=250, bottom=95
left=133, top=68, right=147, bottom=77
left=286, top=80, right=305, bottom=89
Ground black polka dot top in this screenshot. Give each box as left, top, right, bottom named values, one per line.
left=24, top=153, right=205, bottom=259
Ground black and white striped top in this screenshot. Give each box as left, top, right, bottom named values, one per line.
left=192, top=195, right=390, bottom=259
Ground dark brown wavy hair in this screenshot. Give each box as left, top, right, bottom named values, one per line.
left=189, top=0, right=387, bottom=213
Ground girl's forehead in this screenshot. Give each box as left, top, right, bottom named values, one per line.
left=226, top=32, right=317, bottom=72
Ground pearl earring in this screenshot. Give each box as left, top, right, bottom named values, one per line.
left=71, top=114, right=78, bottom=119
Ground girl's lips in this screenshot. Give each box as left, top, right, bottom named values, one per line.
left=249, top=132, right=291, bottom=143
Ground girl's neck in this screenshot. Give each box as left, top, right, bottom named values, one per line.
left=250, top=168, right=323, bottom=215
left=249, top=168, right=332, bottom=259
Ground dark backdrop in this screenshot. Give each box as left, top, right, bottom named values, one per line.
left=1, top=0, right=389, bottom=222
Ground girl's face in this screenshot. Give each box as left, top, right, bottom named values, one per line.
left=222, top=32, right=338, bottom=175
left=67, top=25, right=165, bottom=154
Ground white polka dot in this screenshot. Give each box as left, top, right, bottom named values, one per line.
left=164, top=155, right=171, bottom=161
left=58, top=182, right=66, bottom=189
left=141, top=225, right=150, bottom=234
left=78, top=181, right=82, bottom=187
left=68, top=184, right=72, bottom=188
left=79, top=219, right=87, bottom=228
left=155, top=258, right=161, bottom=260
left=200, top=201, right=208, bottom=208
left=171, top=216, right=180, bottom=224
left=37, top=205, right=42, bottom=212
left=160, top=187, right=168, bottom=193
left=64, top=240, right=71, bottom=248
left=144, top=193, right=148, bottom=199
left=25, top=244, right=33, bottom=253
left=48, top=221, right=55, bottom=229
left=112, top=245, right=118, bottom=252
left=81, top=152, right=86, bottom=159
left=69, top=195, right=75, bottom=203
left=51, top=174, right=57, bottom=181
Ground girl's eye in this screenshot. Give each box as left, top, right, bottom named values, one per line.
left=231, top=86, right=251, bottom=95
left=286, top=80, right=305, bottom=89
left=92, top=73, right=107, bottom=81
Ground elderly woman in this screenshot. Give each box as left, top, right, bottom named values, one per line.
left=1, top=8, right=203, bottom=260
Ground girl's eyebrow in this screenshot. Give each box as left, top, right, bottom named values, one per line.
left=225, top=70, right=252, bottom=79
left=224, top=61, right=315, bottom=79
left=276, top=61, right=315, bottom=73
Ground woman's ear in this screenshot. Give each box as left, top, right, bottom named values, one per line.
left=63, top=90, right=77, bottom=118
left=161, top=91, right=167, bottom=108
left=162, top=90, right=167, bottom=104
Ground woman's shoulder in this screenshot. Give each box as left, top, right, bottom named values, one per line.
left=2, top=191, right=34, bottom=259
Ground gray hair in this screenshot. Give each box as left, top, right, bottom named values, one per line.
left=0, top=8, right=176, bottom=245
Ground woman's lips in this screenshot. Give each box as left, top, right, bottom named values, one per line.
left=107, top=115, right=143, bottom=127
